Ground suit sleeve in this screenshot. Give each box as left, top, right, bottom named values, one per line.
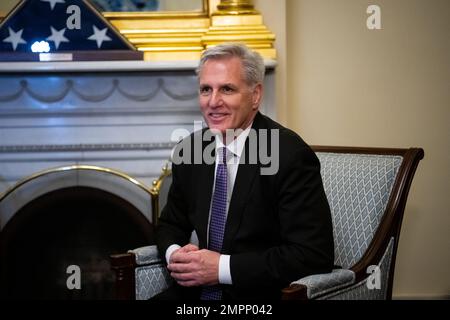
left=155, top=162, right=193, bottom=257
left=230, top=143, right=335, bottom=289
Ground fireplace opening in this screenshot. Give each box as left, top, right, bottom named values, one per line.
left=0, top=186, right=154, bottom=299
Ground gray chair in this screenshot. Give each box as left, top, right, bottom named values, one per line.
left=111, top=146, right=424, bottom=300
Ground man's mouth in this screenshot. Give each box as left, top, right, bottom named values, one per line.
left=209, top=113, right=229, bottom=120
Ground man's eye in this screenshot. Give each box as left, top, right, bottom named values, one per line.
left=221, top=86, right=235, bottom=94
left=200, top=87, right=211, bottom=95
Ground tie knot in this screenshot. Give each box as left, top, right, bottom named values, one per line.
left=218, top=147, right=227, bottom=164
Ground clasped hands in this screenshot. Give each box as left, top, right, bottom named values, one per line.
left=167, top=244, right=220, bottom=287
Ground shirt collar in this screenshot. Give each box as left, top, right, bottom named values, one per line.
left=215, top=124, right=252, bottom=159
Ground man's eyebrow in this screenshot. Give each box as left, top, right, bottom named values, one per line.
left=199, top=83, right=238, bottom=88
left=221, top=83, right=238, bottom=88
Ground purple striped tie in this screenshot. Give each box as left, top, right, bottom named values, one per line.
left=200, top=147, right=228, bottom=300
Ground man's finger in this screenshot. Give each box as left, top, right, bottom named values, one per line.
left=182, top=244, right=199, bottom=252
left=176, top=279, right=198, bottom=287
left=170, top=271, right=195, bottom=282
left=167, top=262, right=193, bottom=273
left=170, top=251, right=193, bottom=263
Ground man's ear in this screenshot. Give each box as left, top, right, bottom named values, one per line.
left=252, top=83, right=263, bottom=109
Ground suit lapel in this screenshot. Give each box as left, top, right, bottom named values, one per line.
left=222, top=161, right=258, bottom=253
left=222, top=112, right=265, bottom=253
left=195, top=136, right=215, bottom=249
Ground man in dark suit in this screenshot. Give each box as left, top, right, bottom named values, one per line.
left=155, top=43, right=334, bottom=300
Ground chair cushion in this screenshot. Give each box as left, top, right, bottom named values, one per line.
left=292, top=268, right=355, bottom=299
left=129, top=245, right=161, bottom=265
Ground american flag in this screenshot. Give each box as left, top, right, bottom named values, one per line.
left=0, top=0, right=134, bottom=52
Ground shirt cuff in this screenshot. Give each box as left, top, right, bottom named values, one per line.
left=218, top=254, right=232, bottom=285
left=165, top=244, right=181, bottom=264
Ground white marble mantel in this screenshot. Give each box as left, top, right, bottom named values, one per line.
left=0, top=59, right=277, bottom=73
left=0, top=59, right=276, bottom=195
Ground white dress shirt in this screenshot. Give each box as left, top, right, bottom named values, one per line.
left=165, top=125, right=252, bottom=285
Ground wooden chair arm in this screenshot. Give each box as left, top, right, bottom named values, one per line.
left=110, top=253, right=136, bottom=300
left=281, top=283, right=309, bottom=300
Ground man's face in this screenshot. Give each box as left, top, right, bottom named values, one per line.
left=198, top=57, right=262, bottom=135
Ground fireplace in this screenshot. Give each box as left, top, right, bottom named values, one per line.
left=0, top=60, right=276, bottom=299
left=0, top=166, right=156, bottom=299
left=0, top=186, right=153, bottom=299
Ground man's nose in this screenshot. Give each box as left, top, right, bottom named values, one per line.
left=209, top=90, right=223, bottom=108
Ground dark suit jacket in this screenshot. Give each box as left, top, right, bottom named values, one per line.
left=156, top=112, right=334, bottom=300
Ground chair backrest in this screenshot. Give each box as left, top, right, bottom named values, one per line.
left=315, top=152, right=403, bottom=268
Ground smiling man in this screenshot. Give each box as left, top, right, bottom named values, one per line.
left=198, top=51, right=261, bottom=138
left=154, top=43, right=334, bottom=300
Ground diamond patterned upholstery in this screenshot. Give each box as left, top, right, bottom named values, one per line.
left=292, top=268, right=355, bottom=299
left=283, top=153, right=402, bottom=299
left=320, top=237, right=394, bottom=300
left=130, top=245, right=172, bottom=300
left=317, top=153, right=402, bottom=268
left=280, top=147, right=423, bottom=300
left=135, top=264, right=172, bottom=300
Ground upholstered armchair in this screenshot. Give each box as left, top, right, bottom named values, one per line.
left=111, top=146, right=424, bottom=300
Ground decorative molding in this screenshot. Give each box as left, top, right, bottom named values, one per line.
left=215, top=0, right=258, bottom=14
left=0, top=143, right=176, bottom=153
left=0, top=155, right=170, bottom=163
left=0, top=121, right=199, bottom=129
left=0, top=78, right=198, bottom=104
left=0, top=60, right=201, bottom=73
left=0, top=106, right=200, bottom=118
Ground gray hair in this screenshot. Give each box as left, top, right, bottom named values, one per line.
left=197, top=43, right=265, bottom=86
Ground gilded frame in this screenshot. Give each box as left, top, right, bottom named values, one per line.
left=0, top=0, right=211, bottom=19
left=102, top=0, right=210, bottom=19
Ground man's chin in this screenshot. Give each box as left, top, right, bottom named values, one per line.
left=208, top=128, right=226, bottom=139
left=206, top=124, right=228, bottom=135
